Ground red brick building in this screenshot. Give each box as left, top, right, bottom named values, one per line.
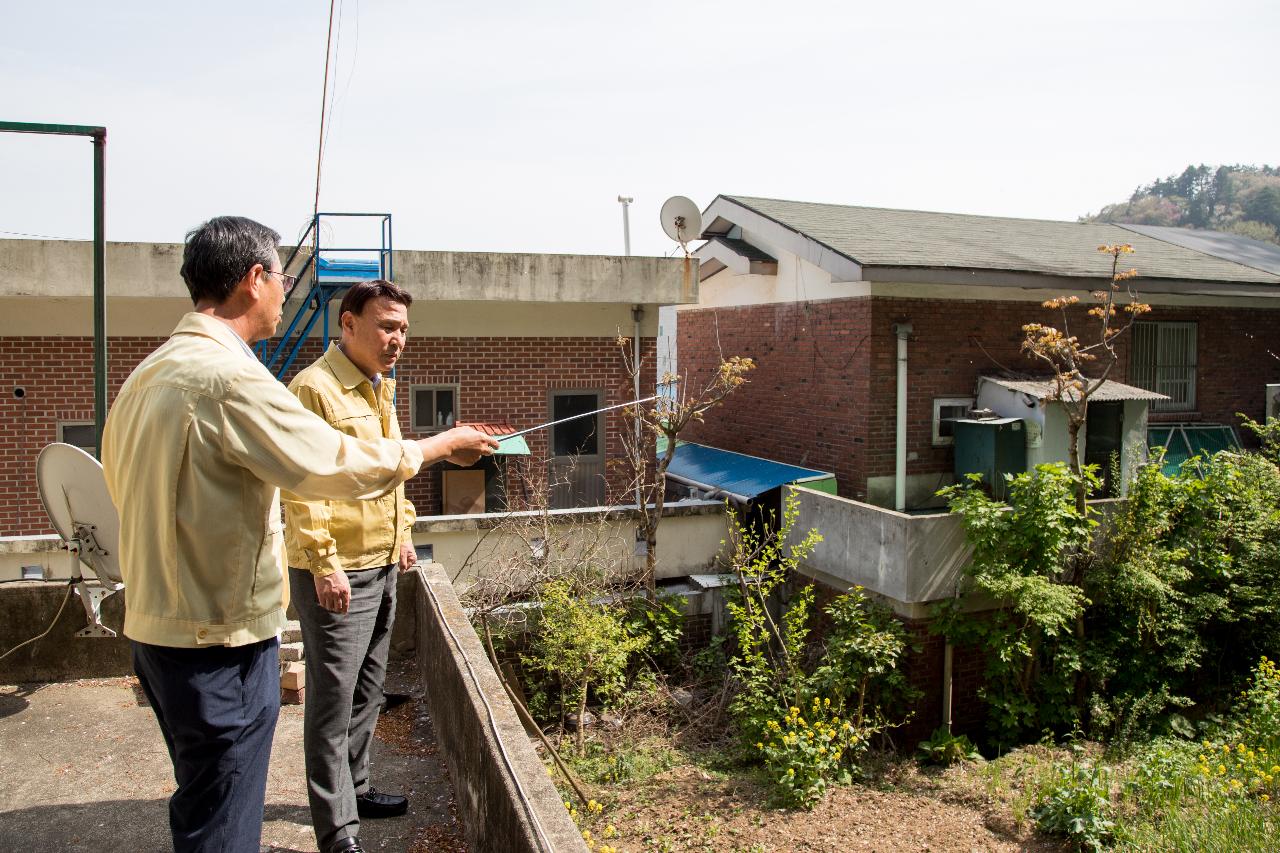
left=679, top=196, right=1280, bottom=510
left=0, top=239, right=686, bottom=536
left=677, top=196, right=1280, bottom=743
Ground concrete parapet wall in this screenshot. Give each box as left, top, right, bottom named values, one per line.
left=0, top=581, right=132, bottom=683
left=787, top=486, right=969, bottom=617
left=411, top=562, right=587, bottom=853
left=412, top=500, right=727, bottom=589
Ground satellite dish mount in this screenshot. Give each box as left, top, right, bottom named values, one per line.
left=37, top=443, right=125, bottom=638
left=659, top=196, right=703, bottom=256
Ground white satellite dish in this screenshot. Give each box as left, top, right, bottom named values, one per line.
left=659, top=196, right=703, bottom=246
left=36, top=443, right=123, bottom=637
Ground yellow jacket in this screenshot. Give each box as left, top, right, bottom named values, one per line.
left=102, top=313, right=424, bottom=648
left=283, top=343, right=417, bottom=576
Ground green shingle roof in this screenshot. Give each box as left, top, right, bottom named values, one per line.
left=723, top=195, right=1280, bottom=285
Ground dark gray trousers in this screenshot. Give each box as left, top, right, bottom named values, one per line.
left=289, top=565, right=396, bottom=852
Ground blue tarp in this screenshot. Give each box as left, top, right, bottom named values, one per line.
left=315, top=255, right=380, bottom=282
left=665, top=441, right=835, bottom=501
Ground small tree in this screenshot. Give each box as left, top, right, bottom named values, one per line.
left=616, top=338, right=755, bottom=598
left=522, top=576, right=648, bottom=750
left=1020, top=244, right=1151, bottom=515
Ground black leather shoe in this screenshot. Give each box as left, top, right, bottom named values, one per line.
left=328, top=837, right=365, bottom=853
left=356, top=786, right=409, bottom=818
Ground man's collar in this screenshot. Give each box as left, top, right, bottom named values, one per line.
left=324, top=342, right=379, bottom=391
left=172, top=312, right=258, bottom=360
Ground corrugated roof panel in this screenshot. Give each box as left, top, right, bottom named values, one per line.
left=458, top=421, right=530, bottom=455
left=980, top=376, right=1169, bottom=402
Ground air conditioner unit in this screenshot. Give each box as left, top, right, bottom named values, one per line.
left=1267, top=384, right=1280, bottom=421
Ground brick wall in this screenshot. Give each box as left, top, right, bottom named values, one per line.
left=0, top=336, right=159, bottom=537
left=678, top=295, right=1280, bottom=500
left=675, top=298, right=875, bottom=499
left=1, top=334, right=654, bottom=536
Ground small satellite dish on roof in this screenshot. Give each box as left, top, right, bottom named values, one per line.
left=36, top=443, right=123, bottom=638
left=659, top=196, right=703, bottom=246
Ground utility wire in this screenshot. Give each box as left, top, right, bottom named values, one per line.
left=313, top=0, right=338, bottom=228
left=0, top=580, right=74, bottom=663
left=0, top=228, right=86, bottom=240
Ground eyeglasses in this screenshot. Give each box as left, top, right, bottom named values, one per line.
left=264, top=269, right=299, bottom=297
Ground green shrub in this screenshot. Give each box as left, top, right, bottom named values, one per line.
left=935, top=463, right=1094, bottom=748
left=624, top=591, right=685, bottom=672
left=521, top=577, right=648, bottom=747
left=1239, top=413, right=1280, bottom=468
left=1114, top=658, right=1280, bottom=851
left=1030, top=752, right=1115, bottom=852
left=1087, top=453, right=1280, bottom=738
left=723, top=493, right=917, bottom=808
left=916, top=726, right=983, bottom=767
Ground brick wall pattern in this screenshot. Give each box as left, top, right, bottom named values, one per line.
left=0, top=335, right=654, bottom=536
left=678, top=296, right=1280, bottom=501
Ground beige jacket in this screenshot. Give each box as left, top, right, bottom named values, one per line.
left=102, top=313, right=424, bottom=648
left=283, top=343, right=416, bottom=576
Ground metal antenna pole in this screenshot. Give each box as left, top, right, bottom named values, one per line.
left=617, top=196, right=633, bottom=256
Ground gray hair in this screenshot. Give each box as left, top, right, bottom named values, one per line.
left=180, top=215, right=281, bottom=305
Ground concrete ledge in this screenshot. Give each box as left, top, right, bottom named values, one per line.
left=410, top=499, right=723, bottom=533
left=0, top=581, right=132, bottom=683
left=411, top=563, right=587, bottom=853
left=0, top=534, right=62, bottom=554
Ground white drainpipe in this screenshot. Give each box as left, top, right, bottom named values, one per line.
left=892, top=323, right=912, bottom=512
left=633, top=305, right=644, bottom=507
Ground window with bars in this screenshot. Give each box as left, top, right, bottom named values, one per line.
left=410, top=385, right=459, bottom=432
left=1130, top=321, right=1197, bottom=411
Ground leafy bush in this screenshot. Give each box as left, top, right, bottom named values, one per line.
left=723, top=493, right=917, bottom=808
left=1087, top=453, right=1280, bottom=738
left=1231, top=655, right=1280, bottom=757
left=941, top=451, right=1280, bottom=747
left=1239, top=413, right=1280, bottom=468
left=1030, top=752, right=1115, bottom=852
left=624, top=591, right=685, bottom=672
left=935, top=463, right=1094, bottom=748
left=521, top=577, right=648, bottom=748
left=757, top=698, right=865, bottom=807
left=1114, top=658, right=1280, bottom=851
left=916, top=726, right=983, bottom=767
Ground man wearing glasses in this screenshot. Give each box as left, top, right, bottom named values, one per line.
left=102, top=216, right=499, bottom=853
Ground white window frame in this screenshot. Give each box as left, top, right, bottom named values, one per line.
left=932, top=397, right=974, bottom=446
left=1131, top=321, right=1197, bottom=412
left=409, top=384, right=460, bottom=433
left=58, top=421, right=97, bottom=456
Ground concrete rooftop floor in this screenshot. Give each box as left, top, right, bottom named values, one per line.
left=0, top=663, right=466, bottom=852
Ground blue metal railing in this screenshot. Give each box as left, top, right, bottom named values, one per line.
left=257, top=212, right=393, bottom=379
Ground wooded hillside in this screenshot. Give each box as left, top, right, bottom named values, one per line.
left=1081, top=164, right=1280, bottom=245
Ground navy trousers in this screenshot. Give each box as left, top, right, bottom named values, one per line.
left=132, top=637, right=281, bottom=853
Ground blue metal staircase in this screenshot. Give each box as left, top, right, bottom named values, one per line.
left=257, top=212, right=393, bottom=379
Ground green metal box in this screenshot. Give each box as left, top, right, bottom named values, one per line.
left=952, top=417, right=1027, bottom=501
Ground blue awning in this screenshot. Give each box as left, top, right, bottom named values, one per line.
left=664, top=441, right=835, bottom=502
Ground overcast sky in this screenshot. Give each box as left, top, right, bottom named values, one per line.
left=2, top=1, right=1276, bottom=260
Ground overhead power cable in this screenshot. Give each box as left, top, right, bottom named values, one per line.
left=313, top=0, right=338, bottom=229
